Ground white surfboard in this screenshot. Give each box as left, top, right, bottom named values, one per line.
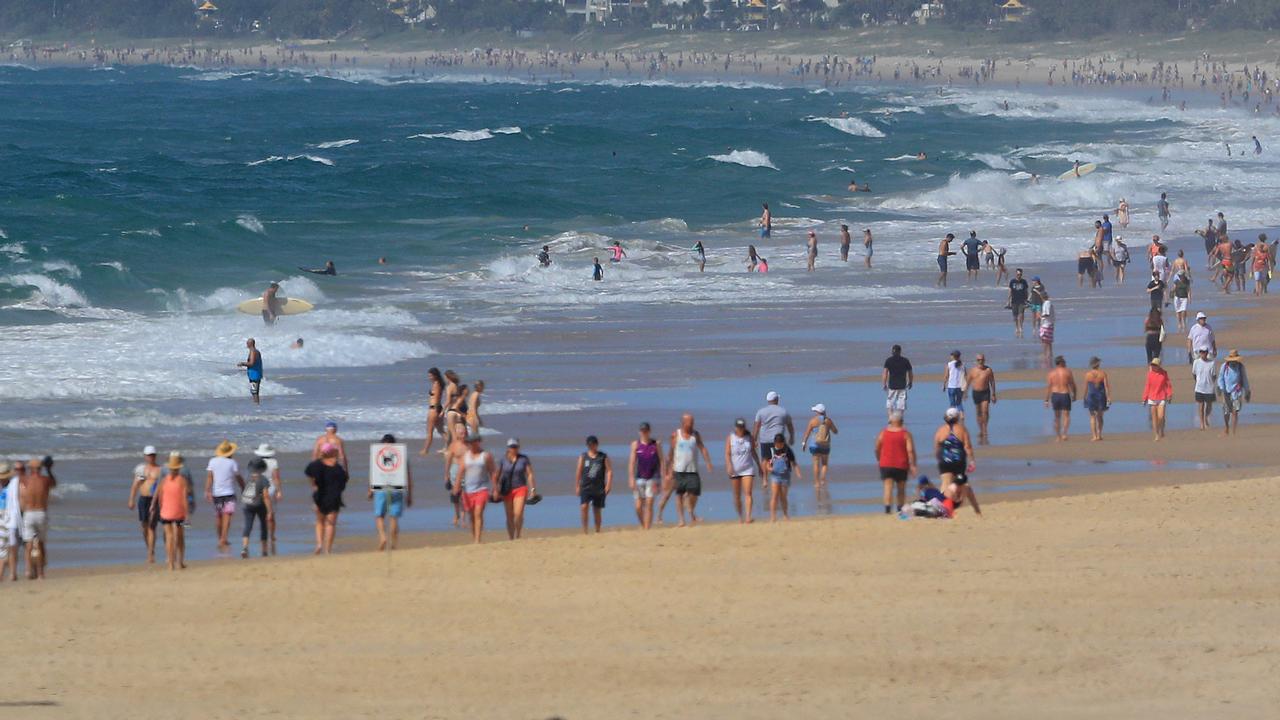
left=1058, top=163, right=1098, bottom=180
left=236, top=297, right=314, bottom=316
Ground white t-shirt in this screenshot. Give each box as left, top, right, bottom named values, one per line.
left=262, top=457, right=280, bottom=492
left=1187, top=324, right=1215, bottom=353
left=206, top=456, right=241, bottom=497
left=1040, top=299, right=1054, bottom=327
left=946, top=360, right=965, bottom=389
left=1152, top=254, right=1169, bottom=280
left=1192, top=358, right=1217, bottom=395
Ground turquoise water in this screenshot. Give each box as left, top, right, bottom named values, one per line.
left=2, top=64, right=1275, bottom=564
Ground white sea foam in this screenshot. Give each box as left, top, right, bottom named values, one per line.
left=0, top=241, right=25, bottom=255
left=972, top=153, right=1022, bottom=171
left=96, top=261, right=127, bottom=272
left=885, top=154, right=920, bottom=162
left=122, top=228, right=162, bottom=237
left=706, top=150, right=777, bottom=170
left=1, top=273, right=90, bottom=308
left=809, top=116, right=886, bottom=138
left=41, top=261, right=81, bottom=278
left=409, top=126, right=521, bottom=142
left=236, top=214, right=266, bottom=234
left=247, top=155, right=284, bottom=166
left=312, top=138, right=359, bottom=149
left=286, top=154, right=334, bottom=166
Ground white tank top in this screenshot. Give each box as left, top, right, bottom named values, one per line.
left=729, top=434, right=755, bottom=476
left=462, top=451, right=488, bottom=493
left=673, top=430, right=698, bottom=473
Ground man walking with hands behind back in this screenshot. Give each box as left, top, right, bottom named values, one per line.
left=1044, top=356, right=1077, bottom=442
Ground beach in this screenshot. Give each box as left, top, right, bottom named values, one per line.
left=5, top=472, right=1278, bottom=718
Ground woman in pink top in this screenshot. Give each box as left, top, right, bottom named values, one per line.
left=1141, top=357, right=1174, bottom=441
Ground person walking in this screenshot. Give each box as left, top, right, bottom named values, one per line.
left=966, top=355, right=997, bottom=445
left=1083, top=357, right=1112, bottom=441
left=1044, top=356, right=1077, bottom=442
left=239, top=458, right=274, bottom=559
left=252, top=443, right=282, bottom=553
left=943, top=350, right=966, bottom=412
left=1187, top=312, right=1217, bottom=360
left=882, top=345, right=914, bottom=419
left=497, top=438, right=534, bottom=540
left=451, top=434, right=496, bottom=544
left=763, top=433, right=801, bottom=522
left=724, top=419, right=760, bottom=524
left=628, top=423, right=662, bottom=530
left=370, top=434, right=413, bottom=550
left=306, top=443, right=350, bottom=553
left=1038, top=289, right=1055, bottom=366
left=1144, top=309, right=1165, bottom=364
left=1141, top=358, right=1174, bottom=442
left=127, top=446, right=164, bottom=564
left=1217, top=350, right=1251, bottom=435
left=800, top=404, right=838, bottom=487
left=874, top=412, right=916, bottom=514
left=204, top=440, right=243, bottom=555
left=666, top=413, right=713, bottom=527
left=574, top=436, right=612, bottom=534
left=752, top=392, right=794, bottom=471
left=237, top=338, right=264, bottom=405
left=155, top=454, right=191, bottom=571
left=1192, top=348, right=1217, bottom=430
left=933, top=408, right=980, bottom=516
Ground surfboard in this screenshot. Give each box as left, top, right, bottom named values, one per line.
left=236, top=297, right=314, bottom=316
left=1058, top=163, right=1097, bottom=180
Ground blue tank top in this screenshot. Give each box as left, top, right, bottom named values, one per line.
left=246, top=352, right=263, bottom=381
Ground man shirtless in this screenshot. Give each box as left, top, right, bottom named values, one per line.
left=1044, top=356, right=1078, bottom=442
left=261, top=282, right=283, bottom=326
left=20, top=455, right=55, bottom=579
left=966, top=355, right=998, bottom=445
left=127, top=446, right=164, bottom=564
left=936, top=233, right=956, bottom=287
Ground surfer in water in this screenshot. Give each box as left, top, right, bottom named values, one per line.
left=610, top=241, right=627, bottom=263
left=1072, top=160, right=1083, bottom=177
left=1253, top=135, right=1263, bottom=155
left=537, top=245, right=551, bottom=267
left=916, top=152, right=927, bottom=160
left=693, top=241, right=706, bottom=272
left=299, top=261, right=336, bottom=276
left=847, top=177, right=871, bottom=192
left=261, top=283, right=283, bottom=326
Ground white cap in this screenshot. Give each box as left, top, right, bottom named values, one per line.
left=506, top=438, right=520, bottom=448
left=765, top=391, right=779, bottom=402
left=811, top=403, right=826, bottom=414
left=944, top=407, right=962, bottom=421
left=142, top=446, right=157, bottom=456
left=1196, top=312, right=1207, bottom=319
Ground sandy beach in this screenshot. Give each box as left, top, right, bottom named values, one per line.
left=4, top=471, right=1277, bottom=718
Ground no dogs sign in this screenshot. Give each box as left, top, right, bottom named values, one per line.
left=369, top=443, right=408, bottom=489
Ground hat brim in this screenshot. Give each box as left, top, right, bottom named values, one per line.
left=0, top=471, right=12, bottom=481
left=216, top=443, right=238, bottom=457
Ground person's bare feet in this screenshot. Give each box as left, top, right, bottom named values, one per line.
left=377, top=538, right=387, bottom=551
left=313, top=545, right=323, bottom=555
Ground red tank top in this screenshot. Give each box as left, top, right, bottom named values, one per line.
left=879, top=428, right=910, bottom=470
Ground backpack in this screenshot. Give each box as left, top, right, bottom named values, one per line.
left=241, top=475, right=265, bottom=508
left=815, top=419, right=831, bottom=446
left=938, top=432, right=966, bottom=465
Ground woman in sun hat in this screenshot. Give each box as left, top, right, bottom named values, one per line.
left=800, top=403, right=838, bottom=488
left=253, top=442, right=281, bottom=552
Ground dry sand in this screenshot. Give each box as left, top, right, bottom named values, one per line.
left=4, top=471, right=1278, bottom=719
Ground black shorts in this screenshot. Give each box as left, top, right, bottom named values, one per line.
left=1195, top=392, right=1215, bottom=403
left=578, top=490, right=606, bottom=509
left=1011, top=301, right=1026, bottom=317
left=972, top=389, right=991, bottom=405
left=758, top=443, right=774, bottom=460
left=938, top=461, right=966, bottom=482
left=312, top=492, right=343, bottom=515
left=673, top=471, right=702, bottom=497
left=249, top=379, right=261, bottom=397
left=1078, top=257, right=1094, bottom=274
left=966, top=255, right=980, bottom=271
left=880, top=467, right=908, bottom=483
left=1051, top=392, right=1072, bottom=412
left=137, top=496, right=157, bottom=527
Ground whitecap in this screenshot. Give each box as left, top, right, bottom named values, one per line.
left=706, top=150, right=778, bottom=170
left=808, top=116, right=886, bottom=138
left=311, top=138, right=359, bottom=149
left=1, top=273, right=90, bottom=308
left=286, top=154, right=335, bottom=166
left=96, top=261, right=127, bottom=272
left=408, top=126, right=521, bottom=142
left=247, top=155, right=285, bottom=166
left=41, top=261, right=81, bottom=278
left=236, top=214, right=266, bottom=234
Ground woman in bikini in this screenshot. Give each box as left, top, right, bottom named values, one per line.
left=421, top=367, right=446, bottom=456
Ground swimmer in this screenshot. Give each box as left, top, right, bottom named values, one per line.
left=806, top=230, right=817, bottom=272
left=693, top=241, right=706, bottom=272
left=863, top=228, right=873, bottom=268
left=916, top=152, right=927, bottom=160
left=936, top=233, right=956, bottom=287
left=592, top=257, right=604, bottom=282
left=537, top=245, right=551, bottom=267
left=759, top=202, right=771, bottom=238
left=299, top=260, right=336, bottom=276
left=747, top=244, right=759, bottom=272
left=378, top=257, right=388, bottom=265
left=757, top=256, right=769, bottom=273
left=839, top=224, right=851, bottom=263
left=609, top=240, right=627, bottom=263
left=290, top=337, right=304, bottom=350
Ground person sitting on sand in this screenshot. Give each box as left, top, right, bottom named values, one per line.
left=908, top=476, right=948, bottom=518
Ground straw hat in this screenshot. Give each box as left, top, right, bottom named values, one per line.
left=1149, top=357, right=1162, bottom=366
left=0, top=461, right=12, bottom=481
left=167, top=454, right=185, bottom=471
left=214, top=440, right=237, bottom=458
left=1225, top=349, right=1244, bottom=362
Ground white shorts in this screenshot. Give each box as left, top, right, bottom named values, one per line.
left=886, top=390, right=908, bottom=412
left=0, top=531, right=8, bottom=560
left=21, top=511, right=48, bottom=544
left=633, top=478, right=657, bottom=500
left=1146, top=400, right=1167, bottom=407
left=1174, top=297, right=1188, bottom=313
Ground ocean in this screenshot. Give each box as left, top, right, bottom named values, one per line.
left=2, top=64, right=1275, bottom=564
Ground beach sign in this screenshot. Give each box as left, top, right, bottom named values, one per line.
left=369, top=443, right=408, bottom=489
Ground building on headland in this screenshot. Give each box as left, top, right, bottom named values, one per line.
left=911, top=2, right=945, bottom=25
left=563, top=0, right=612, bottom=24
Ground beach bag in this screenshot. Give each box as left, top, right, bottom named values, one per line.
left=938, top=433, right=966, bottom=466
left=814, top=420, right=831, bottom=448
left=241, top=475, right=264, bottom=508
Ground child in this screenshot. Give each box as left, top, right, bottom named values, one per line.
left=240, top=458, right=274, bottom=559
left=763, top=433, right=801, bottom=522
left=908, top=476, right=950, bottom=518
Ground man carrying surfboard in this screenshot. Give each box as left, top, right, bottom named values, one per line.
left=237, top=339, right=264, bottom=405
left=261, top=283, right=283, bottom=326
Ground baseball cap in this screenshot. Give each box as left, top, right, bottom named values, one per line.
left=1031, top=276, right=1040, bottom=281
left=638, top=421, right=651, bottom=431
left=324, top=420, right=338, bottom=430
left=585, top=435, right=599, bottom=445
left=944, top=407, right=962, bottom=421
left=811, top=403, right=826, bottom=414
left=917, top=475, right=931, bottom=486
left=143, top=445, right=157, bottom=456
left=506, top=438, right=520, bottom=448
left=765, top=391, right=779, bottom=402
left=734, top=418, right=747, bottom=428
left=1196, top=312, right=1207, bottom=319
